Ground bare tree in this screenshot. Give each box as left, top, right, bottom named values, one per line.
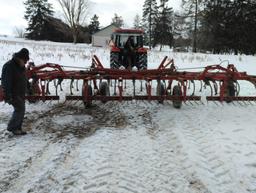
left=133, top=14, right=142, bottom=29
left=111, top=13, right=124, bottom=28
left=181, top=0, right=204, bottom=53
left=13, top=26, right=25, bottom=38
left=58, top=0, right=89, bottom=43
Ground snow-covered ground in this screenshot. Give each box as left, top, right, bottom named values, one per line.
left=0, top=38, right=256, bottom=193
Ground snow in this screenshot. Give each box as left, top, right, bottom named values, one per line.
left=1, top=37, right=256, bottom=193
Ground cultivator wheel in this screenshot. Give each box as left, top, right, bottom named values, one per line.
left=99, top=81, right=110, bottom=103
left=27, top=80, right=41, bottom=103
left=82, top=84, right=93, bottom=108
left=225, top=80, right=236, bottom=103
left=172, top=85, right=182, bottom=109
left=156, top=81, right=165, bottom=104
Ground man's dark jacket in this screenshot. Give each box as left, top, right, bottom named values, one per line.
left=1, top=54, right=27, bottom=100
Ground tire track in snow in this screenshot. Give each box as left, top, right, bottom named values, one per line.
left=58, top=102, right=211, bottom=193
left=1, top=102, right=128, bottom=193
left=168, top=106, right=249, bottom=193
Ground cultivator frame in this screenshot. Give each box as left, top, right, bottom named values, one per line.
left=1, top=55, right=256, bottom=108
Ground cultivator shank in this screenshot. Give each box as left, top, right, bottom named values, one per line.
left=1, top=55, right=256, bottom=108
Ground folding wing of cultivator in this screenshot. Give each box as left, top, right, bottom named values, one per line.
left=1, top=55, right=256, bottom=108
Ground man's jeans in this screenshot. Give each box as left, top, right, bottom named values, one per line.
left=7, top=97, right=25, bottom=131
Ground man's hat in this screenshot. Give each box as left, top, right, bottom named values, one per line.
left=16, top=48, right=29, bottom=61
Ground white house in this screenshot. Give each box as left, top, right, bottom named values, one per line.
left=92, top=24, right=119, bottom=47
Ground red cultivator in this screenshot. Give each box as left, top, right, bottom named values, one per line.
left=2, top=55, right=256, bottom=108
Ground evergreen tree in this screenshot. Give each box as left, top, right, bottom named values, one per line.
left=142, top=0, right=158, bottom=48
left=201, top=0, right=232, bottom=53
left=153, top=0, right=173, bottom=50
left=229, top=0, right=256, bottom=54
left=111, top=13, right=124, bottom=27
left=24, top=0, right=54, bottom=40
left=200, top=0, right=256, bottom=54
left=88, top=14, right=100, bottom=35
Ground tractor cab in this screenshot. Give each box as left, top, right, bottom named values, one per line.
left=110, top=29, right=147, bottom=70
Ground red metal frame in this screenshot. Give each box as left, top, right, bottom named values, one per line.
left=1, top=55, right=256, bottom=104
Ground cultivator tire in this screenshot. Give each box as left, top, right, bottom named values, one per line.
left=82, top=85, right=93, bottom=108
left=110, top=52, right=120, bottom=69
left=138, top=53, right=147, bottom=70
left=99, top=81, right=110, bottom=103
left=27, top=82, right=41, bottom=103
left=156, top=82, right=165, bottom=103
left=172, top=85, right=182, bottom=109
left=225, top=81, right=236, bottom=103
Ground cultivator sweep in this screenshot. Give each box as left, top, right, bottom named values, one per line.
left=1, top=55, right=256, bottom=108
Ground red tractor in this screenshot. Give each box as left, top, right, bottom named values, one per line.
left=110, top=29, right=147, bottom=70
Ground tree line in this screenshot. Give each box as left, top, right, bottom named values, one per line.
left=23, top=0, right=256, bottom=55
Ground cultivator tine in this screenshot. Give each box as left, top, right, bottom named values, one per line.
left=247, top=100, right=254, bottom=105
left=237, top=101, right=245, bottom=106
left=199, top=100, right=205, bottom=105
left=212, top=101, right=221, bottom=106
left=46, top=80, right=51, bottom=95
left=47, top=100, right=54, bottom=106
left=193, top=99, right=201, bottom=105
left=113, top=80, right=117, bottom=95
left=198, top=80, right=202, bottom=92
left=133, top=79, right=136, bottom=97
left=73, top=99, right=81, bottom=106
left=76, top=80, right=79, bottom=91
left=244, top=101, right=251, bottom=105
left=186, top=100, right=194, bottom=106
left=57, top=78, right=63, bottom=91
left=191, top=80, right=195, bottom=95
left=70, top=78, right=74, bottom=95
left=54, top=79, right=58, bottom=96
left=213, top=81, right=218, bottom=95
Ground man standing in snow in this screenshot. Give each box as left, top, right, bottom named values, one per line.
left=1, top=48, right=30, bottom=135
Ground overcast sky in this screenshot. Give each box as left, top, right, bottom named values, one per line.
left=0, top=0, right=181, bottom=36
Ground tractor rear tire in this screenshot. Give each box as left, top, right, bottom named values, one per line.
left=110, top=52, right=120, bottom=69
left=99, top=81, right=110, bottom=103
left=172, top=85, right=182, bottom=109
left=138, top=53, right=147, bottom=70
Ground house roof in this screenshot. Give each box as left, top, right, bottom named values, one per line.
left=93, top=24, right=119, bottom=36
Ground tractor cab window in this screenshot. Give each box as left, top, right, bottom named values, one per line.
left=114, top=34, right=142, bottom=48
